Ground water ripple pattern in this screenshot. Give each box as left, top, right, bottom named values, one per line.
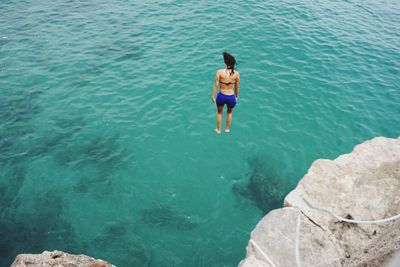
left=0, top=0, right=399, bottom=266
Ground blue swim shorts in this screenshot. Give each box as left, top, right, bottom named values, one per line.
left=216, top=92, right=237, bottom=108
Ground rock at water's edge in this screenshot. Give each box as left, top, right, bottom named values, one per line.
left=239, top=136, right=400, bottom=267
left=10, top=250, right=115, bottom=267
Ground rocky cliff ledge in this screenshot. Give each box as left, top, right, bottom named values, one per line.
left=239, top=136, right=400, bottom=267
left=10, top=250, right=114, bottom=267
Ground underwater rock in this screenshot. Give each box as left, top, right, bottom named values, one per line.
left=10, top=250, right=114, bottom=267
left=73, top=173, right=112, bottom=196
left=0, top=89, right=41, bottom=125
left=0, top=166, right=25, bottom=207
left=232, top=155, right=287, bottom=212
left=141, top=205, right=198, bottom=230
left=0, top=188, right=78, bottom=266
left=89, top=221, right=151, bottom=266
left=115, top=51, right=143, bottom=62
left=54, top=135, right=130, bottom=173
left=239, top=136, right=400, bottom=267
left=0, top=88, right=43, bottom=166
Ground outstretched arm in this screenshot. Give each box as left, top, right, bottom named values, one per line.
left=235, top=72, right=240, bottom=99
left=211, top=71, right=219, bottom=103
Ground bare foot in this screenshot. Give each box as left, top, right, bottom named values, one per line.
left=215, top=128, right=221, bottom=134
left=225, top=129, right=230, bottom=133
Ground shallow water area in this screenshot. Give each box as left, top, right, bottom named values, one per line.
left=1, top=0, right=399, bottom=266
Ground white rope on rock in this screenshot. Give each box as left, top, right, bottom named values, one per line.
left=249, top=239, right=277, bottom=267
left=303, top=199, right=400, bottom=224
left=249, top=200, right=400, bottom=267
left=293, top=199, right=400, bottom=267
left=294, top=209, right=302, bottom=267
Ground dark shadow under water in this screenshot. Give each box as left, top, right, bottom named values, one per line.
left=0, top=88, right=146, bottom=266
left=0, top=163, right=150, bottom=267
left=140, top=204, right=199, bottom=231
left=0, top=188, right=76, bottom=266
left=232, top=154, right=291, bottom=213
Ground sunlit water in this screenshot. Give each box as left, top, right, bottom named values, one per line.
left=1, top=0, right=399, bottom=266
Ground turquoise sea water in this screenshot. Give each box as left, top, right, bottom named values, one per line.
left=1, top=0, right=399, bottom=266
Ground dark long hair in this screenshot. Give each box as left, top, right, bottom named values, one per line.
left=223, top=52, right=236, bottom=76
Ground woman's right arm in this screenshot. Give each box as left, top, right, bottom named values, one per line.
left=211, top=71, right=219, bottom=103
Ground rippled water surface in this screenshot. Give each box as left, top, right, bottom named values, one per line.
left=1, top=0, right=399, bottom=266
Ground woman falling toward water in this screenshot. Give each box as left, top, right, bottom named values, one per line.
left=211, top=52, right=240, bottom=134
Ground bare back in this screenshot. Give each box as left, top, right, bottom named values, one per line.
left=217, top=68, right=240, bottom=95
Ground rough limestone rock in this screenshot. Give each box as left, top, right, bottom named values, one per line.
left=10, top=250, right=114, bottom=267
left=239, top=136, right=400, bottom=267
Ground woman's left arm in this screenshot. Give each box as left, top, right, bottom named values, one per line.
left=211, top=71, right=219, bottom=103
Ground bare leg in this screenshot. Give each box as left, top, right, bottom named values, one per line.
left=225, top=107, right=233, bottom=132
left=215, top=105, right=223, bottom=134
